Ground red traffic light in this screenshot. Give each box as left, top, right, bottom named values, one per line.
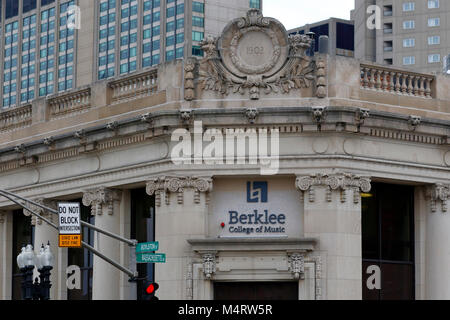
left=146, top=283, right=159, bottom=295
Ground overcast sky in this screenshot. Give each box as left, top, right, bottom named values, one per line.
left=263, top=0, right=355, bottom=30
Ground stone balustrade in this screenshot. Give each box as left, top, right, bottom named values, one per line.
left=360, top=63, right=434, bottom=98
left=108, top=69, right=158, bottom=104
left=48, top=87, right=91, bottom=119
left=0, top=104, right=32, bottom=132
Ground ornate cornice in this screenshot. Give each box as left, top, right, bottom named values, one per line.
left=426, top=184, right=449, bottom=213
left=82, top=187, right=122, bottom=216
left=23, top=198, right=57, bottom=226
left=296, top=173, right=371, bottom=204
left=146, top=176, right=213, bottom=207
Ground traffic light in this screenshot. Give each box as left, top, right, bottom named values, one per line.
left=145, top=282, right=159, bottom=300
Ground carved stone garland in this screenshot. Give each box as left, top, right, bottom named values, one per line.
left=195, top=9, right=324, bottom=100
left=296, top=173, right=372, bottom=204
left=82, top=187, right=122, bottom=216
left=146, top=176, right=213, bottom=207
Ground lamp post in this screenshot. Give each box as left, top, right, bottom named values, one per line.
left=16, top=242, right=54, bottom=300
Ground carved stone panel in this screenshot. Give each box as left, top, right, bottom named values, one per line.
left=195, top=9, right=322, bottom=100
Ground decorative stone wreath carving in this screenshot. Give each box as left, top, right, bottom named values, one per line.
left=296, top=173, right=372, bottom=204
left=146, top=176, right=213, bottom=207
left=195, top=9, right=323, bottom=100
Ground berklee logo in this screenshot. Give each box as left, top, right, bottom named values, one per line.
left=247, top=181, right=268, bottom=203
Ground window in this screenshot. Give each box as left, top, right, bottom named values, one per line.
left=166, top=35, right=175, bottom=46
left=192, top=1, right=204, bottom=13
left=176, top=47, right=183, bottom=59
left=250, top=0, right=261, bottom=9
left=11, top=211, right=34, bottom=300
left=428, top=0, right=439, bottom=9
left=428, top=18, right=440, bottom=27
left=166, top=49, right=174, bottom=61
left=428, top=54, right=440, bottom=63
left=193, top=16, right=204, bottom=27
left=167, top=7, right=175, bottom=18
left=402, top=2, right=415, bottom=12
left=192, top=31, right=204, bottom=42
left=67, top=202, right=94, bottom=300
left=403, top=56, right=415, bottom=65
left=176, top=33, right=184, bottom=44
left=130, top=189, right=155, bottom=300
left=403, top=38, right=415, bottom=47
left=428, top=35, right=440, bottom=45
left=403, top=20, right=415, bottom=29
left=362, top=183, right=415, bottom=300
left=192, top=45, right=203, bottom=57
left=176, top=18, right=184, bottom=29
left=166, top=21, right=175, bottom=32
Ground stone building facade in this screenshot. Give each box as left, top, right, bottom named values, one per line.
left=0, top=9, right=450, bottom=300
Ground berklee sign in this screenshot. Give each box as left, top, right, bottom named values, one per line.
left=211, top=178, right=302, bottom=238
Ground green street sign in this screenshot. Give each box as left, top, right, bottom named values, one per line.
left=136, top=253, right=166, bottom=264
left=136, top=241, right=159, bottom=253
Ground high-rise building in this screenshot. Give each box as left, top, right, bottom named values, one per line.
left=0, top=0, right=262, bottom=109
left=288, top=18, right=355, bottom=57
left=353, top=0, right=450, bottom=73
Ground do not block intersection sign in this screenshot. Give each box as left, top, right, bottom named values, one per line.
left=58, top=202, right=82, bottom=248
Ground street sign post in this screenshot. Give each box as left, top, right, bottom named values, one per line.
left=136, top=253, right=166, bottom=264
left=136, top=241, right=159, bottom=253
left=58, top=202, right=82, bottom=248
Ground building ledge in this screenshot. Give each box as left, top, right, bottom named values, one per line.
left=187, top=237, right=317, bottom=253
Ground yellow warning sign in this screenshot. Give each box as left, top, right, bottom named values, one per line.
left=59, top=234, right=82, bottom=248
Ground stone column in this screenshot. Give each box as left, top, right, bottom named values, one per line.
left=146, top=176, right=212, bottom=300
left=425, top=184, right=450, bottom=299
left=82, top=187, right=122, bottom=300
left=296, top=173, right=371, bottom=300
left=24, top=199, right=60, bottom=300
left=0, top=210, right=13, bottom=300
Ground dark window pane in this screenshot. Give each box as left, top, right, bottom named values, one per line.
left=336, top=22, right=354, bottom=51
left=130, top=189, right=155, bottom=300
left=362, top=189, right=379, bottom=260
left=380, top=185, right=414, bottom=262
left=310, top=24, right=329, bottom=52
left=380, top=263, right=414, bottom=300
left=12, top=210, right=34, bottom=300
left=6, top=0, right=19, bottom=19
left=67, top=201, right=94, bottom=300
left=23, top=0, right=37, bottom=13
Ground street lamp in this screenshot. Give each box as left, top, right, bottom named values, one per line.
left=16, top=242, right=54, bottom=300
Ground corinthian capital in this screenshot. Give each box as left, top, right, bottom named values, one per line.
left=296, top=173, right=371, bottom=204
left=23, top=198, right=58, bottom=226
left=82, top=187, right=122, bottom=216
left=426, top=184, right=450, bottom=213
left=146, top=176, right=213, bottom=206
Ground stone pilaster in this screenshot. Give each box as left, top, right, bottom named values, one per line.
left=23, top=199, right=61, bottom=300
left=296, top=173, right=371, bottom=300
left=146, top=176, right=212, bottom=299
left=82, top=187, right=122, bottom=300
left=425, top=184, right=450, bottom=299
left=0, top=210, right=13, bottom=299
